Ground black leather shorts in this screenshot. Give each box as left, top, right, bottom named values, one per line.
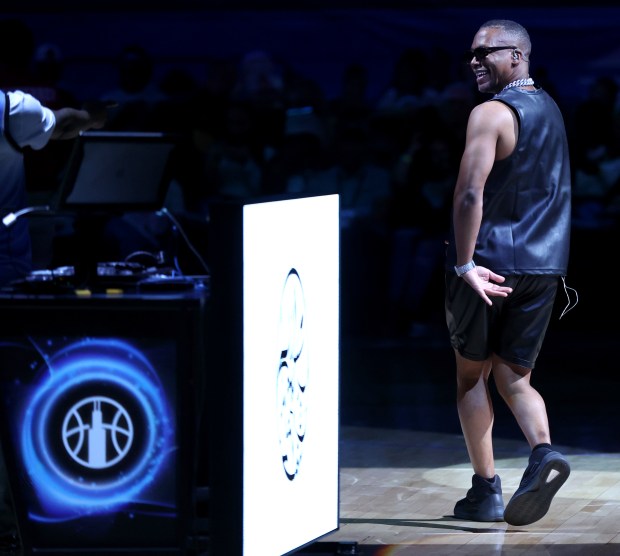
left=445, top=273, right=560, bottom=368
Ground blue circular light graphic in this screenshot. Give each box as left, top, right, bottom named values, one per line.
left=21, top=338, right=174, bottom=514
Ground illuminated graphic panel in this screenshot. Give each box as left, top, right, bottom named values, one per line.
left=242, top=194, right=340, bottom=555
left=0, top=336, right=180, bottom=550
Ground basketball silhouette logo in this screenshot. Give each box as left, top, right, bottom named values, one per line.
left=21, top=338, right=174, bottom=512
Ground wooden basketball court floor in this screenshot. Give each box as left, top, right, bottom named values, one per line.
left=316, top=426, right=620, bottom=555
left=308, top=319, right=620, bottom=555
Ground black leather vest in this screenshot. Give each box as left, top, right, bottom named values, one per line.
left=446, top=87, right=571, bottom=275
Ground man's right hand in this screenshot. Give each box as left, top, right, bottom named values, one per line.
left=461, top=265, right=513, bottom=306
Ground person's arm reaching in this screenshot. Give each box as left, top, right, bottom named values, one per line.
left=50, top=100, right=110, bottom=140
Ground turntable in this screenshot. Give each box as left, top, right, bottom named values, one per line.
left=10, top=261, right=209, bottom=295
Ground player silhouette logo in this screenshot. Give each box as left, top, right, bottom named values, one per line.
left=62, top=396, right=134, bottom=469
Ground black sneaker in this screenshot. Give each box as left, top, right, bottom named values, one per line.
left=504, top=450, right=570, bottom=526
left=453, top=474, right=505, bottom=522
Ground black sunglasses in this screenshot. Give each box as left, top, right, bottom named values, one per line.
left=464, top=46, right=518, bottom=63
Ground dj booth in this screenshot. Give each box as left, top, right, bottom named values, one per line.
left=0, top=288, right=208, bottom=555
left=0, top=132, right=341, bottom=556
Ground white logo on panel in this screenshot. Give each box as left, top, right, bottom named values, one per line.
left=62, top=396, right=134, bottom=469
left=277, top=268, right=309, bottom=480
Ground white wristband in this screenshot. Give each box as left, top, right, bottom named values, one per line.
left=454, top=260, right=476, bottom=277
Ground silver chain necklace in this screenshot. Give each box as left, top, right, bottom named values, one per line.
left=501, top=78, right=535, bottom=93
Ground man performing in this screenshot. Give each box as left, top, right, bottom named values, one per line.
left=445, top=19, right=572, bottom=526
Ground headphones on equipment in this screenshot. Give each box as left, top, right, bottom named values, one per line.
left=512, top=50, right=519, bottom=60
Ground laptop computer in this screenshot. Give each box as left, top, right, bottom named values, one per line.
left=54, top=130, right=178, bottom=214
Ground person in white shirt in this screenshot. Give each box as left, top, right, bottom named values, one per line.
left=0, top=89, right=108, bottom=286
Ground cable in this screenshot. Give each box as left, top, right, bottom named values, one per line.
left=157, top=207, right=210, bottom=275
left=559, top=276, right=578, bottom=319
left=2, top=205, right=51, bottom=227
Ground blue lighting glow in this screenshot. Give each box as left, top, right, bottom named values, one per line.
left=18, top=338, right=175, bottom=517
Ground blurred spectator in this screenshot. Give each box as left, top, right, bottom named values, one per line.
left=32, top=43, right=78, bottom=106
left=376, top=47, right=438, bottom=114
left=426, top=46, right=460, bottom=96
left=387, top=108, right=459, bottom=336
left=572, top=107, right=620, bottom=230
left=168, top=57, right=239, bottom=214
left=202, top=98, right=265, bottom=200
left=231, top=49, right=287, bottom=153
left=434, top=82, right=475, bottom=149
left=262, top=106, right=327, bottom=196
left=169, top=96, right=268, bottom=214
left=99, top=44, right=166, bottom=131
left=329, top=63, right=371, bottom=120
left=571, top=76, right=618, bottom=178
left=154, top=66, right=199, bottom=134
left=231, top=49, right=284, bottom=106
left=308, top=123, right=393, bottom=337
left=283, top=67, right=327, bottom=116
left=308, top=123, right=392, bottom=227
left=570, top=76, right=619, bottom=229
left=370, top=48, right=441, bottom=173
left=325, top=62, right=373, bottom=146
